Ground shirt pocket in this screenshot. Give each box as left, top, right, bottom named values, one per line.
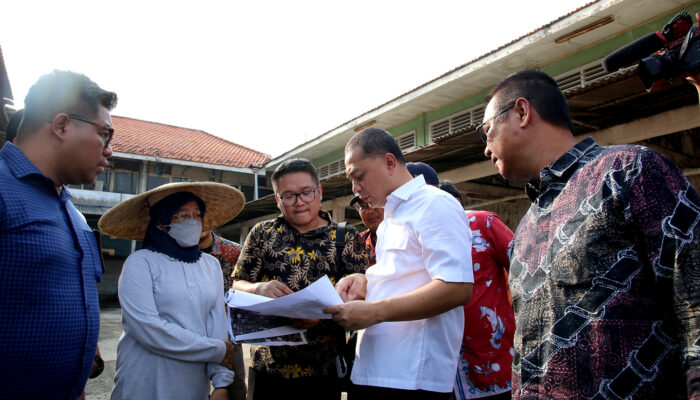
left=381, top=223, right=409, bottom=250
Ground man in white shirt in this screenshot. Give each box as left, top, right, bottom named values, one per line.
left=324, top=127, right=474, bottom=399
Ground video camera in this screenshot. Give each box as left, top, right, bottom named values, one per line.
left=603, top=11, right=700, bottom=91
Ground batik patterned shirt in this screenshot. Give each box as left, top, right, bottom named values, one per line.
left=233, top=211, right=368, bottom=378
left=510, top=137, right=700, bottom=399
left=454, top=211, right=515, bottom=399
left=210, top=233, right=242, bottom=291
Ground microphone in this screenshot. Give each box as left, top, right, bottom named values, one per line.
left=602, top=32, right=665, bottom=72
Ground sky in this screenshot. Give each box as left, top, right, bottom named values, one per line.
left=1, top=0, right=592, bottom=159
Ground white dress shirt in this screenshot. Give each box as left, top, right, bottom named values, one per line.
left=351, top=175, right=474, bottom=392
left=111, top=250, right=233, bottom=400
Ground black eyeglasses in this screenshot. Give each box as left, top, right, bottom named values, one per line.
left=278, top=188, right=318, bottom=207
left=475, top=101, right=516, bottom=145
left=69, top=115, right=114, bottom=148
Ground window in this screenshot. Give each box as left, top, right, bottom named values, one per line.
left=147, top=175, right=170, bottom=190
left=171, top=177, right=189, bottom=183
left=68, top=170, right=111, bottom=191
left=95, top=170, right=110, bottom=191
left=113, top=171, right=138, bottom=194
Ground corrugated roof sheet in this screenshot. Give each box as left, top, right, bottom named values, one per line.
left=72, top=203, right=112, bottom=216
left=111, top=116, right=271, bottom=168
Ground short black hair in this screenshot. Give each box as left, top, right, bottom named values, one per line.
left=5, top=109, right=23, bottom=143
left=21, top=70, right=118, bottom=134
left=487, top=70, right=574, bottom=133
left=439, top=179, right=463, bottom=204
left=345, top=127, right=404, bottom=164
left=271, top=158, right=320, bottom=189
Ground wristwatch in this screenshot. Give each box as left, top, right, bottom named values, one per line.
left=89, top=355, right=104, bottom=379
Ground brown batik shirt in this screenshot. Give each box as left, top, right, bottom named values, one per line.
left=232, top=210, right=368, bottom=378
left=510, top=137, right=700, bottom=399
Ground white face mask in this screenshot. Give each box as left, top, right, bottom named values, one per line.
left=166, top=219, right=202, bottom=247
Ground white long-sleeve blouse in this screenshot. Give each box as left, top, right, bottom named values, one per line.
left=111, top=249, right=233, bottom=400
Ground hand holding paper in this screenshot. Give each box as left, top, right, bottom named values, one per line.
left=227, top=275, right=344, bottom=319
left=225, top=275, right=345, bottom=345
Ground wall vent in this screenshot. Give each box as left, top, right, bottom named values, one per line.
left=318, top=158, right=346, bottom=180
left=429, top=104, right=485, bottom=142
left=397, top=131, right=416, bottom=152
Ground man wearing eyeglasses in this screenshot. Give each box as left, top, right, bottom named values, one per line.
left=480, top=70, right=700, bottom=399
left=349, top=195, right=383, bottom=265
left=0, top=70, right=117, bottom=399
left=232, top=158, right=369, bottom=400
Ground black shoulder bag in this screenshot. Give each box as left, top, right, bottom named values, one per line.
left=334, top=222, right=358, bottom=388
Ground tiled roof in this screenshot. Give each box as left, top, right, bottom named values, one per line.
left=111, top=116, right=270, bottom=168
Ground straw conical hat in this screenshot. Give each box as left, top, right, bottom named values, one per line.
left=98, top=182, right=245, bottom=240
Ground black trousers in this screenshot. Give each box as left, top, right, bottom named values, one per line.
left=227, top=343, right=247, bottom=400
left=249, top=368, right=342, bottom=400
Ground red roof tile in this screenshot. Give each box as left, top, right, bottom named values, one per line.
left=111, top=116, right=270, bottom=168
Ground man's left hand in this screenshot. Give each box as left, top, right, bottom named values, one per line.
left=335, top=273, right=367, bottom=302
left=324, top=301, right=379, bottom=331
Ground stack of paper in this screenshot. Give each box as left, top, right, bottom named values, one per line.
left=225, top=275, right=343, bottom=346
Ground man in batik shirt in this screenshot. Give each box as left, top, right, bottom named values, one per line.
left=199, top=230, right=246, bottom=400
left=439, top=180, right=515, bottom=400
left=232, top=158, right=368, bottom=400
left=479, top=70, right=699, bottom=399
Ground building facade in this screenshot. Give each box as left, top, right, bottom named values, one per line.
left=229, top=0, right=700, bottom=236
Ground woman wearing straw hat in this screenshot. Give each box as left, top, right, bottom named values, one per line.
left=99, top=182, right=245, bottom=400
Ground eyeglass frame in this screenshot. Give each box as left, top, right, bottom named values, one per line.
left=68, top=115, right=114, bottom=149
left=277, top=187, right=318, bottom=207
left=475, top=101, right=516, bottom=145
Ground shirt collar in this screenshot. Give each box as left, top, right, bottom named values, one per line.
left=1, top=142, right=45, bottom=180
left=385, top=175, right=425, bottom=212
left=0, top=142, right=69, bottom=199
left=526, top=136, right=599, bottom=201
left=276, top=210, right=333, bottom=234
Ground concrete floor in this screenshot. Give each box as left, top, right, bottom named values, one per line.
left=84, top=305, right=251, bottom=399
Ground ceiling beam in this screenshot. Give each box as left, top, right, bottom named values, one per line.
left=456, top=181, right=523, bottom=198
left=640, top=141, right=700, bottom=169
left=438, top=104, right=700, bottom=184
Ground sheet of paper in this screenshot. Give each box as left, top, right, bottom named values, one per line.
left=226, top=307, right=307, bottom=346
left=226, top=275, right=343, bottom=319
left=241, top=332, right=307, bottom=346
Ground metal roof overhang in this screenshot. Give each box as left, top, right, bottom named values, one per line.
left=230, top=66, right=700, bottom=224
left=228, top=0, right=700, bottom=226
left=265, top=0, right=695, bottom=169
